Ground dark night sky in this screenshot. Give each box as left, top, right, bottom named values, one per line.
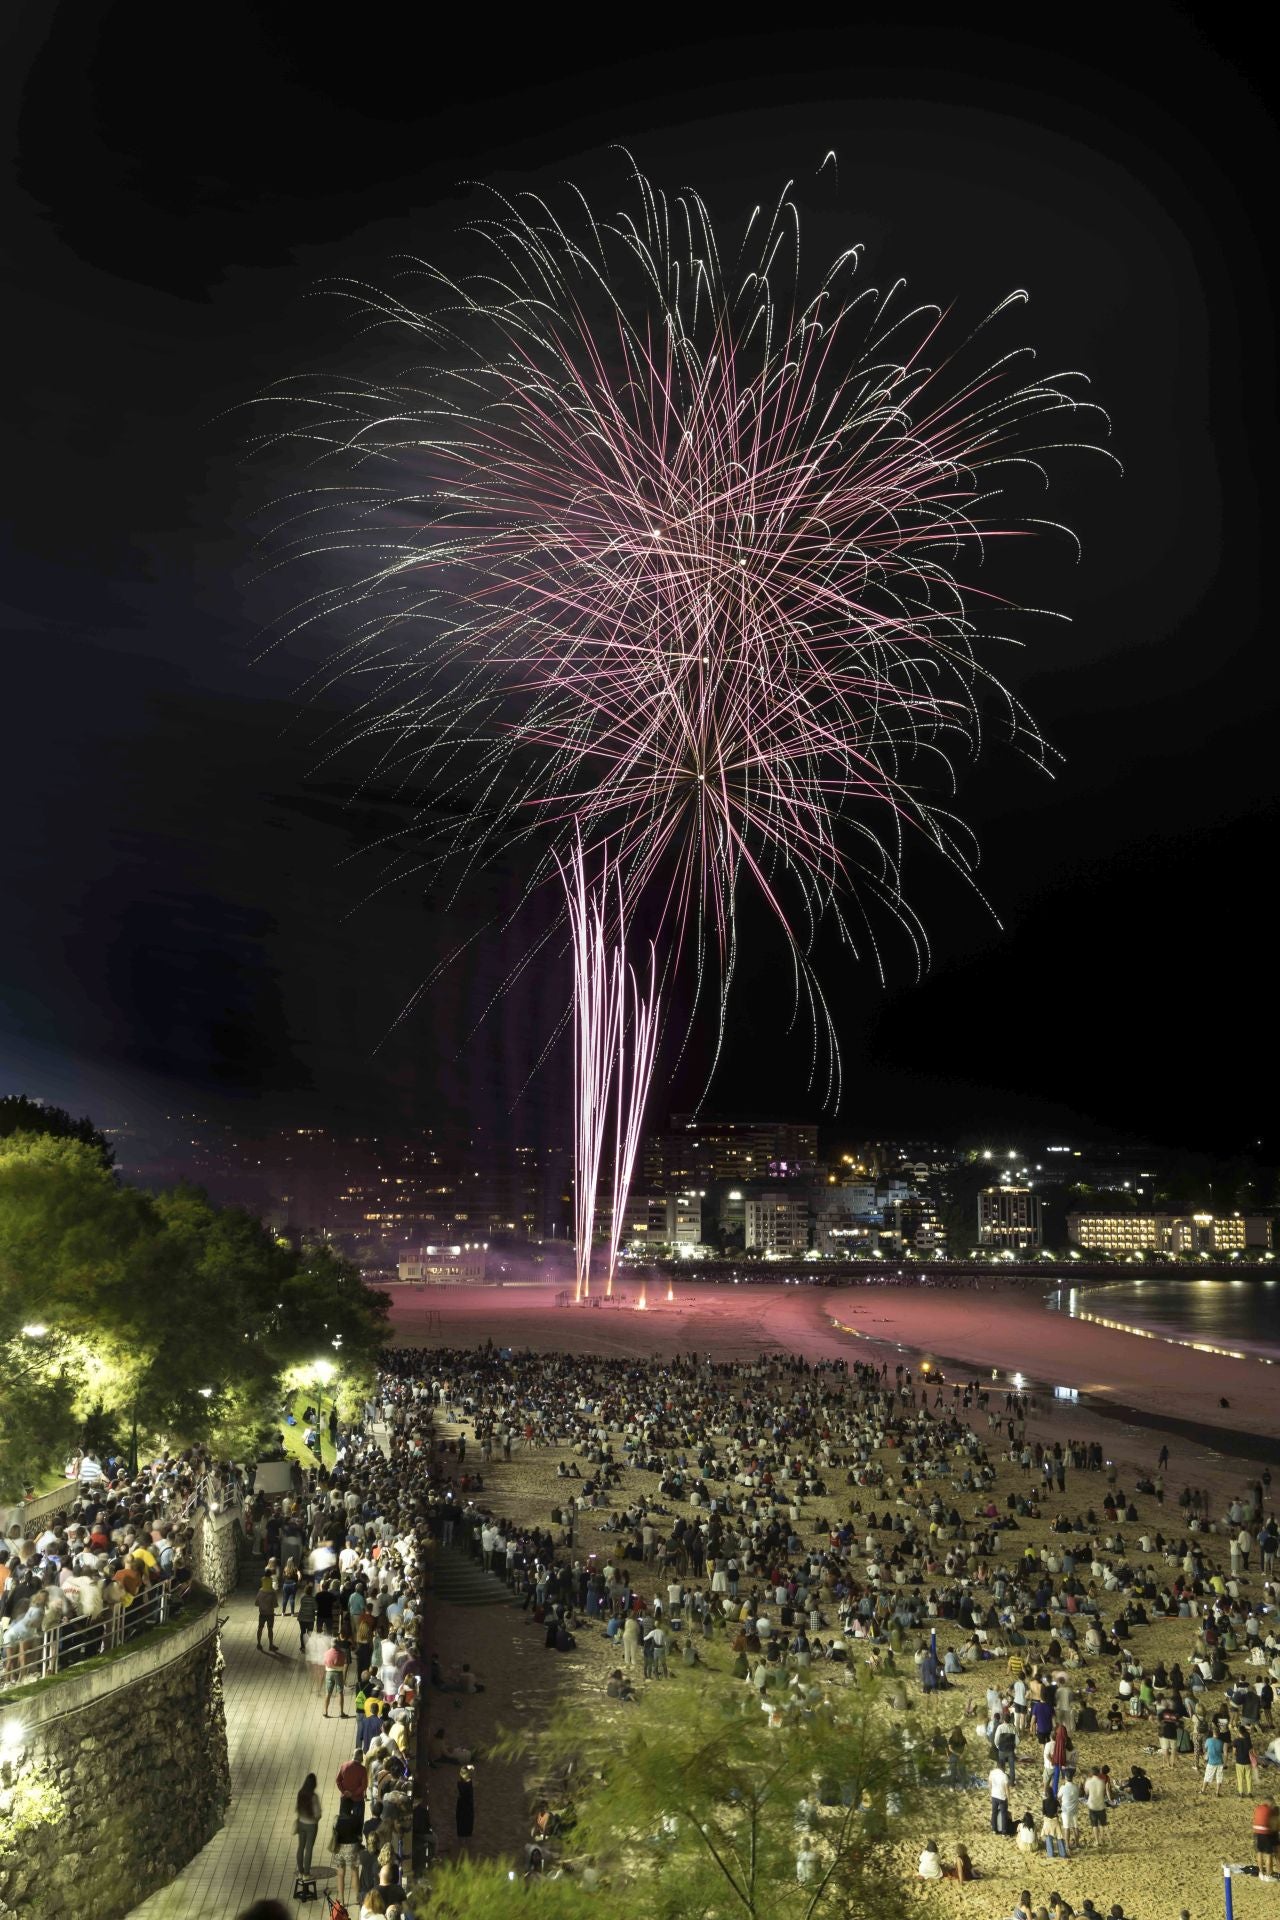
left=1, top=5, right=1276, bottom=1158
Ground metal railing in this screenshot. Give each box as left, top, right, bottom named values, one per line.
left=0, top=1576, right=198, bottom=1696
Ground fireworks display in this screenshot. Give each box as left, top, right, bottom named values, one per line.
left=558, top=839, right=661, bottom=1302
left=251, top=150, right=1113, bottom=1154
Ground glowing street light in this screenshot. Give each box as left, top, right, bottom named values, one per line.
left=20, top=1323, right=48, bottom=1339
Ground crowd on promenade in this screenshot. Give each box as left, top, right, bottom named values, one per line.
left=235, top=1377, right=470, bottom=1917
left=0, top=1445, right=237, bottom=1685
left=370, top=1340, right=1280, bottom=1904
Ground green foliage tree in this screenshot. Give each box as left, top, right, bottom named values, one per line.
left=428, top=1665, right=919, bottom=1920
left=0, top=1131, right=391, bottom=1497
left=0, top=1093, right=115, bottom=1167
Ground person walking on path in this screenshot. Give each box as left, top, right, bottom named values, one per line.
left=323, top=1637, right=349, bottom=1718
left=455, top=1764, right=476, bottom=1844
left=293, top=1772, right=321, bottom=1875
left=297, top=1578, right=316, bottom=1653
left=280, top=1558, right=299, bottom=1616
left=255, top=1570, right=279, bottom=1652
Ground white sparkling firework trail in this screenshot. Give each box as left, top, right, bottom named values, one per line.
left=606, top=935, right=661, bottom=1299
left=560, top=840, right=620, bottom=1303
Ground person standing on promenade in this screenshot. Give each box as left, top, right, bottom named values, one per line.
left=455, top=1764, right=476, bottom=1845
left=297, top=1578, right=316, bottom=1653
left=323, top=1636, right=349, bottom=1718
left=336, top=1750, right=369, bottom=1827
left=255, top=1567, right=278, bottom=1652
left=1254, top=1799, right=1278, bottom=1879
left=293, top=1772, right=321, bottom=1876
left=280, top=1557, right=299, bottom=1616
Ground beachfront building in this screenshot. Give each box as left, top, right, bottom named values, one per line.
left=744, top=1191, right=811, bottom=1254
left=646, top=1115, right=821, bottom=1188
left=1067, top=1211, right=1274, bottom=1256
left=612, top=1191, right=703, bottom=1253
left=977, top=1184, right=1043, bottom=1249
left=397, top=1244, right=488, bottom=1284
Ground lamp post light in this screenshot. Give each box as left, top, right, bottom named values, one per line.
left=312, top=1359, right=336, bottom=1458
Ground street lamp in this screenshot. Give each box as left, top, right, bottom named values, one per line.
left=312, top=1359, right=336, bottom=1455
left=21, top=1323, right=48, bottom=1339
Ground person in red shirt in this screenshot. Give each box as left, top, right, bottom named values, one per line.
left=1255, top=1800, right=1278, bottom=1879
left=322, top=1637, right=349, bottom=1718
left=335, top=1753, right=368, bottom=1809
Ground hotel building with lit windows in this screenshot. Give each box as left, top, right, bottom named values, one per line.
left=1067, top=1211, right=1274, bottom=1255
left=977, top=1185, right=1044, bottom=1249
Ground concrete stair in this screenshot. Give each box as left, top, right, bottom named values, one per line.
left=431, top=1547, right=517, bottom=1608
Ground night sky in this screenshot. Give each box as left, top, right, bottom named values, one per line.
left=2, top=6, right=1275, bottom=1158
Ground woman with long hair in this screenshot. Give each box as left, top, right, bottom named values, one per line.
left=294, top=1772, right=321, bottom=1874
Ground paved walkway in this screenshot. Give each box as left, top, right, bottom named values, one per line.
left=129, top=1575, right=361, bottom=1919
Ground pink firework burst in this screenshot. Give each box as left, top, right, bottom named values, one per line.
left=249, top=152, right=1116, bottom=1104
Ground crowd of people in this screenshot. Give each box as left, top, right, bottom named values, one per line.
left=0, top=1445, right=236, bottom=1684
left=364, top=1340, right=1280, bottom=1905
left=43, top=1334, right=1250, bottom=1918
left=232, top=1362, right=508, bottom=1918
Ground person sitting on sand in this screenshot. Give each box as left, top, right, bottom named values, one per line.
left=917, top=1841, right=943, bottom=1879
left=942, top=1844, right=975, bottom=1882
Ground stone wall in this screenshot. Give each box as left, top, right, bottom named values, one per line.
left=193, top=1507, right=241, bottom=1598
left=0, top=1597, right=229, bottom=1920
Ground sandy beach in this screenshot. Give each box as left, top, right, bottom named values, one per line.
left=408, top=1279, right=1280, bottom=1920
left=389, top=1277, right=1280, bottom=1448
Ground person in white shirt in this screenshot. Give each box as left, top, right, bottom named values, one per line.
left=989, top=1764, right=1011, bottom=1833
left=918, top=1843, right=943, bottom=1879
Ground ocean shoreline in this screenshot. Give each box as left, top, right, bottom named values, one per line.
left=387, top=1273, right=1280, bottom=1461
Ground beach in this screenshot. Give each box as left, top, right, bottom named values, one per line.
left=389, top=1277, right=1280, bottom=1452
left=407, top=1278, right=1280, bottom=1920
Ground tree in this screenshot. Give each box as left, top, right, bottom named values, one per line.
left=427, top=1662, right=919, bottom=1920
left=0, top=1130, right=392, bottom=1496
left=0, top=1130, right=147, bottom=1493
left=0, top=1093, right=115, bottom=1167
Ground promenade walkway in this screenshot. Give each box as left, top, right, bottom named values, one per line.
left=128, top=1561, right=360, bottom=1919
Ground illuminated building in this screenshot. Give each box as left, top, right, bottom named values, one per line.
left=744, top=1192, right=811, bottom=1254
left=978, top=1185, right=1043, bottom=1249
left=397, top=1245, right=488, bottom=1284
left=1067, top=1212, right=1274, bottom=1255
